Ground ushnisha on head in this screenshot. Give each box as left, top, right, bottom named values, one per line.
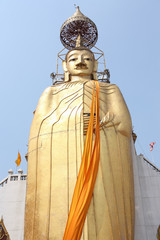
left=62, top=36, right=98, bottom=82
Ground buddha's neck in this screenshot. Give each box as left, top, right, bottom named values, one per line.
left=70, top=75, right=92, bottom=82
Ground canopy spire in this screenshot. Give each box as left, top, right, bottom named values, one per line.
left=60, top=6, right=98, bottom=50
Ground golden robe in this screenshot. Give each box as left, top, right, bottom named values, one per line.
left=24, top=80, right=134, bottom=240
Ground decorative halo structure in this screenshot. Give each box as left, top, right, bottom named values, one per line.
left=60, top=6, right=98, bottom=50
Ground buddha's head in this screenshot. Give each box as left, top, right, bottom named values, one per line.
left=60, top=7, right=98, bottom=82
left=63, top=47, right=98, bottom=81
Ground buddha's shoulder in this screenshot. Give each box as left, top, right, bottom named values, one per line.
left=41, top=82, right=121, bottom=97
left=41, top=82, right=84, bottom=95
left=84, top=81, right=120, bottom=91
left=98, top=82, right=119, bottom=89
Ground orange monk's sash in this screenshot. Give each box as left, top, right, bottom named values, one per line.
left=63, top=81, right=100, bottom=240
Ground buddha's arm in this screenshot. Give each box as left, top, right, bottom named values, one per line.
left=34, top=87, right=54, bottom=117
left=29, top=86, right=54, bottom=140
left=100, top=84, right=132, bottom=137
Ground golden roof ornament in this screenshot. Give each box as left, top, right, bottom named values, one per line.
left=60, top=6, right=98, bottom=50
left=0, top=217, right=9, bottom=240
left=157, top=225, right=160, bottom=240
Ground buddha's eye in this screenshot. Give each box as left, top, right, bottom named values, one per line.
left=69, top=58, right=77, bottom=62
left=84, top=58, right=92, bottom=61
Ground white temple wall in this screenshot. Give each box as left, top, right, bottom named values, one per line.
left=0, top=170, right=26, bottom=240
left=133, top=152, right=160, bottom=240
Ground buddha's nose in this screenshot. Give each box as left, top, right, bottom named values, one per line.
left=76, top=62, right=86, bottom=67
left=75, top=56, right=87, bottom=68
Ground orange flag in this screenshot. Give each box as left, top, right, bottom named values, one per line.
left=15, top=152, right=21, bottom=167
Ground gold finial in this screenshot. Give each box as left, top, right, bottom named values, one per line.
left=73, top=6, right=82, bottom=17
left=76, top=6, right=80, bottom=11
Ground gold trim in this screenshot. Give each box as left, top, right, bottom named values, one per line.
left=0, top=217, right=10, bottom=240
left=157, top=225, right=160, bottom=240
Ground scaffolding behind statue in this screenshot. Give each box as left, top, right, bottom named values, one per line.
left=24, top=7, right=135, bottom=240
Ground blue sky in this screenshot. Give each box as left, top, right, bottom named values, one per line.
left=0, top=0, right=160, bottom=180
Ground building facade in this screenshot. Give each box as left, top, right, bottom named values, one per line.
left=0, top=169, right=26, bottom=240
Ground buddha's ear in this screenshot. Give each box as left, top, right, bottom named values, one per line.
left=93, top=60, right=98, bottom=80
left=93, top=60, right=98, bottom=72
left=62, top=60, right=70, bottom=82
left=62, top=60, right=67, bottom=72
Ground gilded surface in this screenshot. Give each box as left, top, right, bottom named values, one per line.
left=24, top=49, right=134, bottom=239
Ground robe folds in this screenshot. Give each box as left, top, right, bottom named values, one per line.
left=24, top=80, right=134, bottom=240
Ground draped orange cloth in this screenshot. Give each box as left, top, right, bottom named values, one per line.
left=63, top=81, right=100, bottom=240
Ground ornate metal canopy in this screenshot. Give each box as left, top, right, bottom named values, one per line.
left=60, top=6, right=98, bottom=50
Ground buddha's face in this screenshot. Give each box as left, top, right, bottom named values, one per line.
left=66, top=49, right=95, bottom=76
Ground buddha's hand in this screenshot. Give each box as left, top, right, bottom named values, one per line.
left=101, top=84, right=132, bottom=137
left=100, top=112, right=114, bottom=127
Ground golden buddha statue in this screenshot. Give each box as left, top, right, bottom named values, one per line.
left=24, top=7, right=134, bottom=240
